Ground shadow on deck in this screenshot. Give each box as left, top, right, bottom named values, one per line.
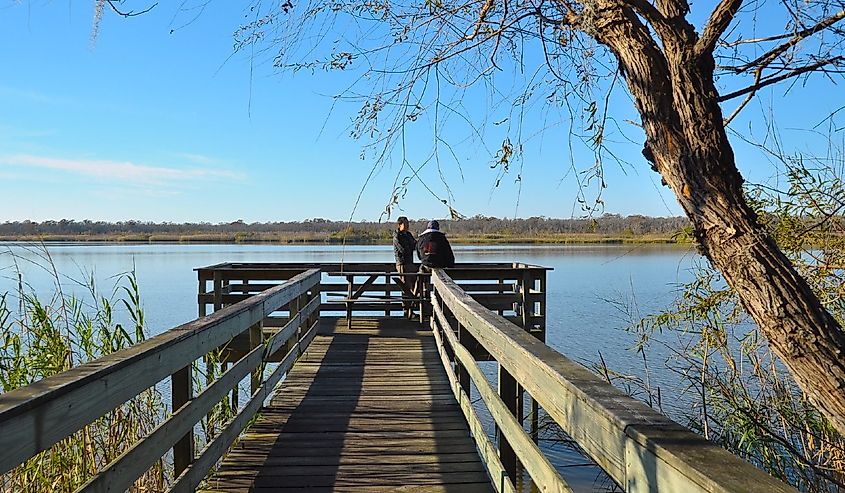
left=201, top=317, right=493, bottom=493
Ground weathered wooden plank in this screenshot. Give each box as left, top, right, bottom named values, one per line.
left=220, top=452, right=486, bottom=466
left=212, top=471, right=493, bottom=488
left=281, top=381, right=453, bottom=390
left=281, top=375, right=449, bottom=384
left=199, top=480, right=494, bottom=493
left=215, top=462, right=489, bottom=476
left=266, top=419, right=469, bottom=430
left=320, top=302, right=406, bottom=312
left=229, top=438, right=481, bottom=454
left=211, top=269, right=305, bottom=281
left=248, top=416, right=470, bottom=429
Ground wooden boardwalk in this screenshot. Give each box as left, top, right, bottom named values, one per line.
left=201, top=317, right=493, bottom=493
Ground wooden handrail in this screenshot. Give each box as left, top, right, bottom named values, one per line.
left=430, top=270, right=797, bottom=493
left=432, top=299, right=572, bottom=493
left=0, top=268, right=321, bottom=489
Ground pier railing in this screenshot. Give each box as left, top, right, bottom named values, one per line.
left=197, top=261, right=549, bottom=350
left=430, top=269, right=796, bottom=493
left=0, top=268, right=321, bottom=492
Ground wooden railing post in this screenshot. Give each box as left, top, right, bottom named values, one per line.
left=448, top=296, right=471, bottom=397
left=520, top=271, right=531, bottom=330
left=309, top=284, right=320, bottom=328
left=530, top=395, right=539, bottom=444
left=538, top=270, right=547, bottom=339
left=385, top=273, right=391, bottom=317
left=346, top=274, right=353, bottom=328
left=456, top=336, right=471, bottom=397
left=198, top=276, right=207, bottom=318
left=498, top=274, right=505, bottom=316
left=298, top=291, right=308, bottom=336
left=213, top=271, right=223, bottom=312
left=531, top=270, right=543, bottom=444
left=498, top=366, right=519, bottom=483
left=420, top=271, right=431, bottom=324
left=172, top=365, right=194, bottom=476
left=249, top=321, right=263, bottom=394
left=288, top=292, right=305, bottom=356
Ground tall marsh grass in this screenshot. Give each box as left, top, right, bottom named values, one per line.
left=0, top=250, right=168, bottom=492
left=620, top=159, right=845, bottom=491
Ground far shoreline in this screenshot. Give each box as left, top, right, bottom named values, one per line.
left=0, top=233, right=692, bottom=245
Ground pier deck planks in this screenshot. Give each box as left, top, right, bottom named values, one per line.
left=201, top=317, right=492, bottom=493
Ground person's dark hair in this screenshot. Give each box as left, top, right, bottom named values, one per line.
left=397, top=216, right=409, bottom=225
left=426, top=220, right=440, bottom=231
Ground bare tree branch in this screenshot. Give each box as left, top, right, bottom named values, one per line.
left=722, top=67, right=761, bottom=125
left=718, top=56, right=844, bottom=101
left=105, top=0, right=157, bottom=18
left=695, top=0, right=744, bottom=58
left=732, top=10, right=845, bottom=74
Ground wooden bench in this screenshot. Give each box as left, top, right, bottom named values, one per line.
left=326, top=271, right=431, bottom=328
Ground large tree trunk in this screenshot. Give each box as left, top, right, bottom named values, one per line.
left=590, top=2, right=845, bottom=435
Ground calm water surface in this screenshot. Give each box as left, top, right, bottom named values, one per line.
left=0, top=242, right=700, bottom=491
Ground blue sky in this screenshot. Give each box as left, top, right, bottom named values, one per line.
left=0, top=1, right=842, bottom=223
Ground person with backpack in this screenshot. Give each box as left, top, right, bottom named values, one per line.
left=415, top=220, right=455, bottom=270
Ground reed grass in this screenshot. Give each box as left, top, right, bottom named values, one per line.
left=0, top=253, right=168, bottom=492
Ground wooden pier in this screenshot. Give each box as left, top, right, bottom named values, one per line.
left=202, top=317, right=492, bottom=492
left=0, top=262, right=798, bottom=493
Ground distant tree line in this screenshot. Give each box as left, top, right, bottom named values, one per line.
left=0, top=215, right=691, bottom=241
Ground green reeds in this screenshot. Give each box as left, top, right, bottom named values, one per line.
left=0, top=259, right=168, bottom=492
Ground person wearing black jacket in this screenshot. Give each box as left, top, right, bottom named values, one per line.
left=415, top=220, right=455, bottom=269
left=393, top=216, right=417, bottom=318
left=393, top=216, right=416, bottom=267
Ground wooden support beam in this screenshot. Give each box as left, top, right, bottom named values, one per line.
left=346, top=275, right=353, bottom=329
left=171, top=365, right=193, bottom=476
left=520, top=271, right=531, bottom=330
left=498, top=366, right=519, bottom=482
left=213, top=271, right=223, bottom=312
left=384, top=274, right=391, bottom=317
left=249, top=321, right=263, bottom=394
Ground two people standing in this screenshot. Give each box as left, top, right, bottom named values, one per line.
left=392, top=216, right=455, bottom=318
left=393, top=217, right=455, bottom=271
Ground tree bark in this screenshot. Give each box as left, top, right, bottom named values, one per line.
left=589, top=1, right=845, bottom=435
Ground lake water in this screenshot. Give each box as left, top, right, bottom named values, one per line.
left=0, top=242, right=699, bottom=491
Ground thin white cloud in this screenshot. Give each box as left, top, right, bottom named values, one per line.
left=0, top=154, right=244, bottom=186
left=171, top=152, right=218, bottom=165
left=0, top=124, right=57, bottom=140
left=0, top=85, right=73, bottom=106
